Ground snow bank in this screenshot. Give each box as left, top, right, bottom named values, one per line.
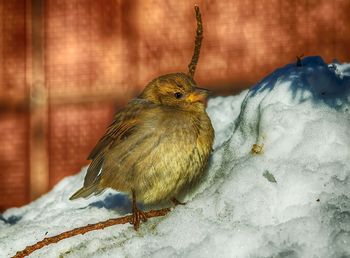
left=1, top=56, right=350, bottom=258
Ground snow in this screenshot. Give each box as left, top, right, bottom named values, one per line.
left=1, top=56, right=350, bottom=258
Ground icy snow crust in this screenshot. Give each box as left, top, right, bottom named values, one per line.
left=1, top=56, right=350, bottom=258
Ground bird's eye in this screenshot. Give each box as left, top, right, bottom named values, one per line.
left=174, top=92, right=183, bottom=99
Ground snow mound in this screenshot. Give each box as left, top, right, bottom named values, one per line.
left=1, top=56, right=350, bottom=258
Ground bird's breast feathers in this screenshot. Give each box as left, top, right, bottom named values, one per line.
left=100, top=105, right=214, bottom=203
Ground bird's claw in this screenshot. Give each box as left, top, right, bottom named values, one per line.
left=171, top=197, right=186, bottom=206
left=130, top=207, right=148, bottom=230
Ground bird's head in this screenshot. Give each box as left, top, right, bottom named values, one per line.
left=139, top=73, right=211, bottom=111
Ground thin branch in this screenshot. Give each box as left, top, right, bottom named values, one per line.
left=12, top=208, right=171, bottom=258
left=296, top=54, right=304, bottom=67
left=188, top=5, right=203, bottom=78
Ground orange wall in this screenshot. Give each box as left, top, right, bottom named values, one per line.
left=1, top=0, right=350, bottom=210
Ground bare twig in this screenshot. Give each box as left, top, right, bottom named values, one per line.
left=296, top=54, right=304, bottom=67
left=188, top=5, right=203, bottom=78
left=12, top=208, right=171, bottom=258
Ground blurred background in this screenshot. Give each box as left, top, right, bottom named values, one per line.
left=1, top=0, right=350, bottom=211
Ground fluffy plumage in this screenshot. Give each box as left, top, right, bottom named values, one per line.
left=70, top=73, right=214, bottom=228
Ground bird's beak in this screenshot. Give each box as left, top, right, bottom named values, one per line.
left=187, top=87, right=212, bottom=104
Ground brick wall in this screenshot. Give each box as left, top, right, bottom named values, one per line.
left=1, top=0, right=350, bottom=210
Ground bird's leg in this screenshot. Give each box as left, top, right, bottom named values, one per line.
left=171, top=197, right=186, bottom=206
left=130, top=190, right=147, bottom=230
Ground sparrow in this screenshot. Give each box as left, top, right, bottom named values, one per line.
left=70, top=72, right=214, bottom=230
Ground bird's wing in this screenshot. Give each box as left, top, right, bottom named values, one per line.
left=88, top=99, right=153, bottom=160
left=84, top=99, right=153, bottom=186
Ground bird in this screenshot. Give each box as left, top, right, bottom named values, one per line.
left=70, top=72, right=214, bottom=230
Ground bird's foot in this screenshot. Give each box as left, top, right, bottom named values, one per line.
left=171, top=197, right=186, bottom=206
left=130, top=206, right=148, bottom=230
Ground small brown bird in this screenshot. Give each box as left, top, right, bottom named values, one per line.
left=70, top=73, right=214, bottom=229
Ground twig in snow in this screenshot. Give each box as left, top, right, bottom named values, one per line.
left=12, top=208, right=171, bottom=258
left=296, top=54, right=304, bottom=67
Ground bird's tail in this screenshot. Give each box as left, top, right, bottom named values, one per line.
left=69, top=183, right=101, bottom=200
